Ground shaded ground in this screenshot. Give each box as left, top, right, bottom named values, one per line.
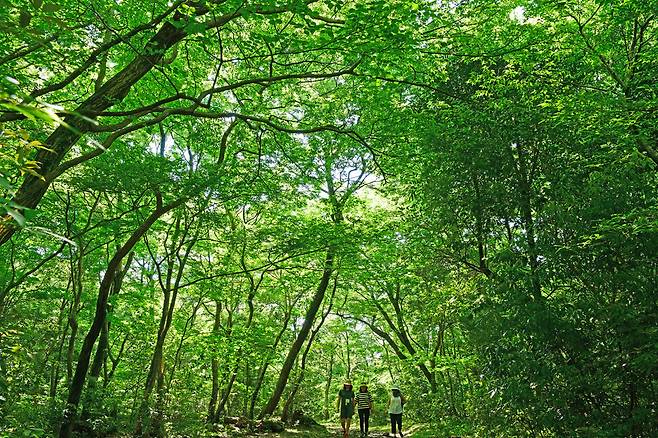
left=253, top=424, right=426, bottom=438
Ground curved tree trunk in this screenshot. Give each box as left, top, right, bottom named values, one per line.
left=58, top=196, right=184, bottom=438
left=258, top=248, right=335, bottom=419
left=0, top=18, right=188, bottom=246
left=207, top=300, right=222, bottom=422
left=214, top=369, right=238, bottom=421
left=82, top=252, right=133, bottom=420
left=136, top=216, right=195, bottom=436
left=281, top=275, right=336, bottom=423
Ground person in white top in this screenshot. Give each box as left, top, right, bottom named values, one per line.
left=387, top=386, right=406, bottom=437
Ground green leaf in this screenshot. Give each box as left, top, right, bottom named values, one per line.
left=0, top=175, right=12, bottom=190
left=184, top=21, right=207, bottom=35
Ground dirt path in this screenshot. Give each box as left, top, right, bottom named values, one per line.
left=222, top=422, right=425, bottom=438
left=250, top=425, right=412, bottom=438
left=324, top=425, right=416, bottom=438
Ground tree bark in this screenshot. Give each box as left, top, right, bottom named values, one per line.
left=323, top=349, right=335, bottom=420
left=258, top=248, right=335, bottom=418
left=281, top=276, right=336, bottom=423
left=207, top=300, right=222, bottom=422
left=0, top=1, right=334, bottom=246
left=83, top=252, right=133, bottom=419
left=0, top=18, right=190, bottom=246
left=136, top=215, right=195, bottom=436
left=58, top=195, right=184, bottom=438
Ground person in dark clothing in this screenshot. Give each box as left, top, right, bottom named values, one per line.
left=387, top=386, right=406, bottom=438
left=356, top=383, right=373, bottom=437
left=337, top=380, right=355, bottom=438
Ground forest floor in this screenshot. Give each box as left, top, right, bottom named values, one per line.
left=251, top=424, right=428, bottom=437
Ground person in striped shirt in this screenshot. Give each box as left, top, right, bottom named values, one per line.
left=356, top=383, right=373, bottom=437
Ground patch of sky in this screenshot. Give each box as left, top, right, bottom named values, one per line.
left=147, top=133, right=175, bottom=156
left=84, top=25, right=102, bottom=49
left=509, top=5, right=542, bottom=25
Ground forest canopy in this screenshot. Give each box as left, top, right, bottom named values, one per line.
left=0, top=0, right=657, bottom=437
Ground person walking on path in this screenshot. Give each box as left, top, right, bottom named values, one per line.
left=387, top=386, right=406, bottom=438
left=337, top=380, right=355, bottom=438
left=356, top=383, right=373, bottom=437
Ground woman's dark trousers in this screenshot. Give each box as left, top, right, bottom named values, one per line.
left=358, top=408, right=370, bottom=435
left=390, top=413, right=402, bottom=436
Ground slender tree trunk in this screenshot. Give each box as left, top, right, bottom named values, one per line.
left=167, top=297, right=202, bottom=388
left=135, top=298, right=171, bottom=436
left=136, top=217, right=195, bottom=436
left=104, top=334, right=128, bottom=389
left=445, top=369, right=459, bottom=417
left=214, top=368, right=238, bottom=420
left=323, top=349, right=334, bottom=420
left=258, top=248, right=335, bottom=418
left=512, top=142, right=542, bottom=300
left=65, top=246, right=83, bottom=385
left=281, top=279, right=335, bottom=423
left=248, top=299, right=298, bottom=419
left=58, top=196, right=184, bottom=438
left=212, top=306, right=235, bottom=422
left=83, top=252, right=133, bottom=419
left=207, top=300, right=222, bottom=422
left=367, top=289, right=437, bottom=392
left=0, top=15, right=190, bottom=246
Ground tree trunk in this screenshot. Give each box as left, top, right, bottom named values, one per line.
left=214, top=368, right=238, bottom=420
left=136, top=217, right=194, bottom=436
left=207, top=300, right=222, bottom=422
left=212, top=305, right=235, bottom=422
left=367, top=287, right=438, bottom=392
left=135, top=294, right=172, bottom=436
left=65, top=246, right=84, bottom=385
left=167, top=297, right=202, bottom=388
left=323, top=349, right=335, bottom=420
left=512, top=142, right=542, bottom=300
left=248, top=297, right=298, bottom=419
left=0, top=2, right=306, bottom=246
left=281, top=279, right=335, bottom=423
left=258, top=248, right=335, bottom=418
left=0, top=5, right=196, bottom=246
left=83, top=252, right=133, bottom=419
left=104, top=333, right=128, bottom=389
left=58, top=196, right=184, bottom=438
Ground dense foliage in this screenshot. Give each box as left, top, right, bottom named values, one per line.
left=1, top=1, right=656, bottom=437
